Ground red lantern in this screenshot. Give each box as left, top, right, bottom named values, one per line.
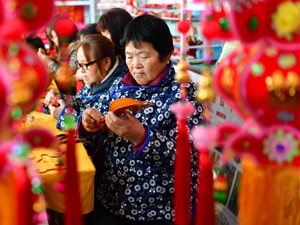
left=177, top=19, right=191, bottom=34
left=54, top=17, right=77, bottom=38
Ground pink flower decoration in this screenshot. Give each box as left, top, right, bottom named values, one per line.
left=191, top=126, right=219, bottom=150
left=170, top=101, right=195, bottom=121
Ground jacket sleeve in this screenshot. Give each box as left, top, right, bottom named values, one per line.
left=55, top=90, right=85, bottom=131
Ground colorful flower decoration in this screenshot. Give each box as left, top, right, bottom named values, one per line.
left=24, top=114, right=35, bottom=123
left=271, top=1, right=300, bottom=41
left=263, top=129, right=299, bottom=163
left=221, top=125, right=300, bottom=166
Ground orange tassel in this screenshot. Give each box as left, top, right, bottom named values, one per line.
left=0, top=172, right=17, bottom=225
left=239, top=157, right=300, bottom=225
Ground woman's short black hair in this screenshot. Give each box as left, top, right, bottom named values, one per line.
left=120, top=15, right=174, bottom=62
left=97, top=8, right=133, bottom=59
left=78, top=23, right=99, bottom=39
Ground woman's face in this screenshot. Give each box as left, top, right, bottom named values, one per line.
left=125, top=41, right=170, bottom=87
left=51, top=30, right=59, bottom=47
left=101, top=30, right=112, bottom=42
left=76, top=47, right=104, bottom=86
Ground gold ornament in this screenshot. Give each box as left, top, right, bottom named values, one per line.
left=176, top=61, right=190, bottom=71
left=265, top=70, right=299, bottom=104
left=195, top=68, right=216, bottom=102
left=55, top=63, right=74, bottom=91
left=175, top=70, right=190, bottom=84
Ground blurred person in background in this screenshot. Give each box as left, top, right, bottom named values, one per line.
left=97, top=8, right=132, bottom=59
left=38, top=15, right=78, bottom=94
left=22, top=32, right=45, bottom=53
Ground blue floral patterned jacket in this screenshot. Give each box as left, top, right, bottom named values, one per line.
left=78, top=63, right=203, bottom=222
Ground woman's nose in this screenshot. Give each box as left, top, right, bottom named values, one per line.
left=132, top=58, right=141, bottom=68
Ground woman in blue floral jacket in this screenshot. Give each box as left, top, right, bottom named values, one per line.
left=79, top=15, right=203, bottom=225
left=42, top=34, right=126, bottom=131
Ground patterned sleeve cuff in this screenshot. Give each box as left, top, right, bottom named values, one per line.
left=132, top=126, right=148, bottom=152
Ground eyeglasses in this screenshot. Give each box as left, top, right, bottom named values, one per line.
left=75, top=60, right=97, bottom=70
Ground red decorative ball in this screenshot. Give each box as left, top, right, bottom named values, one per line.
left=54, top=17, right=76, bottom=38
left=177, top=20, right=191, bottom=34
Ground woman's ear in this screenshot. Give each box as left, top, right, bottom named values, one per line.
left=166, top=53, right=172, bottom=64
left=103, top=57, right=111, bottom=71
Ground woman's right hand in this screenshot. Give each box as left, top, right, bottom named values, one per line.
left=81, top=108, right=103, bottom=133
left=44, top=89, right=60, bottom=105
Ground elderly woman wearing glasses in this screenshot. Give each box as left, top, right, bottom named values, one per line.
left=42, top=34, right=126, bottom=131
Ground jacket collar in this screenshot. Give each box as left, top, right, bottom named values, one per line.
left=91, top=58, right=126, bottom=95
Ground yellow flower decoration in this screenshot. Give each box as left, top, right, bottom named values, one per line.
left=271, top=1, right=300, bottom=40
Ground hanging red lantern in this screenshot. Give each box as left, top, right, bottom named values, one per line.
left=54, top=17, right=77, bottom=38
left=177, top=19, right=191, bottom=34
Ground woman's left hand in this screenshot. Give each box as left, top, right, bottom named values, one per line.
left=48, top=99, right=66, bottom=120
left=106, top=110, right=145, bottom=145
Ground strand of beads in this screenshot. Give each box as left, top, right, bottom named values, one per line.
left=195, top=0, right=216, bottom=123
left=176, top=2, right=192, bottom=100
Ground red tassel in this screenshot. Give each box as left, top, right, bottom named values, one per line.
left=174, top=119, right=192, bottom=225
left=14, top=165, right=35, bottom=225
left=65, top=129, right=82, bottom=225
left=195, top=149, right=215, bottom=225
